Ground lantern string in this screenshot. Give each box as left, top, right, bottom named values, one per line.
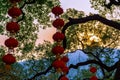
left=2, top=0, right=22, bottom=71
left=51, top=6, right=69, bottom=80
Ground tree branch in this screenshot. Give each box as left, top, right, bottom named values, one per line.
left=62, top=14, right=120, bottom=49
left=28, top=55, right=119, bottom=79
left=28, top=65, right=52, bottom=80
left=17, top=0, right=36, bottom=23
left=69, top=60, right=118, bottom=72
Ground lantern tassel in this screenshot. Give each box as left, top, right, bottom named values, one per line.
left=57, top=68, right=62, bottom=73
left=5, top=64, right=11, bottom=70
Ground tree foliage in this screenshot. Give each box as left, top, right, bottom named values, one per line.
left=90, top=0, right=120, bottom=20
left=0, top=0, right=120, bottom=80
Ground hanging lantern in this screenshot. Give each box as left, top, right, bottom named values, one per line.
left=6, top=21, right=20, bottom=33
left=52, top=18, right=64, bottom=29
left=8, top=7, right=22, bottom=18
left=61, top=56, right=69, bottom=63
left=52, top=46, right=64, bottom=55
left=4, top=37, right=18, bottom=49
left=90, top=67, right=97, bottom=73
left=61, top=66, right=69, bottom=74
left=2, top=54, right=16, bottom=70
left=52, top=6, right=63, bottom=16
left=52, top=59, right=65, bottom=69
left=90, top=76, right=98, bottom=80
left=9, top=0, right=21, bottom=3
left=60, top=76, right=69, bottom=80
left=2, top=54, right=16, bottom=65
left=51, top=4, right=69, bottom=77
left=53, top=32, right=65, bottom=42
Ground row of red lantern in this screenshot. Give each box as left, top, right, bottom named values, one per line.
left=52, top=56, right=69, bottom=74
left=2, top=0, right=22, bottom=70
left=90, top=67, right=98, bottom=80
left=51, top=6, right=69, bottom=80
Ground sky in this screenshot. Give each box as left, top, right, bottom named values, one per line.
left=60, top=0, right=98, bottom=14
left=0, top=0, right=97, bottom=45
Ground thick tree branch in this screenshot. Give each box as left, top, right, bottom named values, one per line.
left=62, top=14, right=120, bottom=33
left=62, top=14, right=120, bottom=49
left=69, top=60, right=118, bottom=72
left=28, top=56, right=119, bottom=79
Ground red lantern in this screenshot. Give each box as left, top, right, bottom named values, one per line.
left=8, top=7, right=22, bottom=18
left=9, top=0, right=21, bottom=3
left=60, top=76, right=69, bottom=80
left=90, top=67, right=97, bottom=73
left=4, top=37, right=18, bottom=49
left=52, top=59, right=65, bottom=69
left=52, top=46, right=64, bottom=55
left=2, top=54, right=16, bottom=65
left=52, top=18, right=64, bottom=29
left=6, top=21, right=20, bottom=33
left=61, top=66, right=69, bottom=74
left=52, top=6, right=63, bottom=16
left=61, top=56, right=69, bottom=63
left=90, top=76, right=98, bottom=80
left=53, top=32, right=65, bottom=42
